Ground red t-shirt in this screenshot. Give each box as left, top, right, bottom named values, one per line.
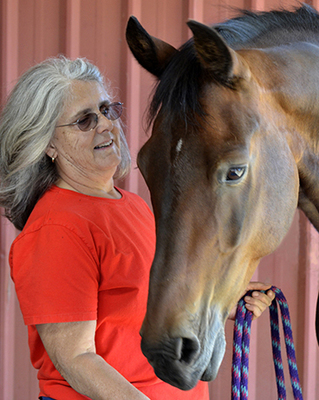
left=10, top=186, right=209, bottom=400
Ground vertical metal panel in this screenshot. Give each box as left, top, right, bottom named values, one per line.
left=188, top=0, right=205, bottom=22
left=0, top=0, right=19, bottom=98
left=120, top=0, right=143, bottom=195
left=0, top=1, right=33, bottom=399
left=65, top=0, right=81, bottom=57
left=301, top=221, right=319, bottom=399
left=0, top=222, right=16, bottom=400
left=0, top=1, right=318, bottom=399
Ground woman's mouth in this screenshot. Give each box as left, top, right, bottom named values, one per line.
left=94, top=139, right=113, bottom=149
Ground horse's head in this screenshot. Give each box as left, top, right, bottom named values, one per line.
left=126, top=17, right=300, bottom=389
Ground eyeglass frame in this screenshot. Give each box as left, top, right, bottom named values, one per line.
left=56, top=102, right=123, bottom=132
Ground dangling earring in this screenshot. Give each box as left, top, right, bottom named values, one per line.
left=52, top=157, right=55, bottom=163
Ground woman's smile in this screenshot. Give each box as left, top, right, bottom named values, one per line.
left=94, top=139, right=114, bottom=150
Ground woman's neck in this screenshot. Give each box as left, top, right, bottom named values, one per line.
left=55, top=178, right=122, bottom=199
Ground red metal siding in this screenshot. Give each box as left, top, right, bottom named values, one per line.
left=0, top=1, right=318, bottom=399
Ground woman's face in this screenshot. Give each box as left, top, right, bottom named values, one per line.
left=49, top=80, right=122, bottom=189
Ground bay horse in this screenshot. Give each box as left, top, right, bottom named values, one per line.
left=126, top=4, right=319, bottom=390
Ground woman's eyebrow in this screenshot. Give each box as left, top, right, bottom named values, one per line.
left=71, top=108, right=92, bottom=121
left=99, top=99, right=111, bottom=107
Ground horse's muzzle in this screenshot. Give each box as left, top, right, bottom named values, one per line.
left=140, top=327, right=226, bottom=390
left=141, top=335, right=202, bottom=390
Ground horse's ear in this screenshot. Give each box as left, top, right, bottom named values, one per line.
left=126, top=16, right=178, bottom=78
left=187, top=20, right=250, bottom=83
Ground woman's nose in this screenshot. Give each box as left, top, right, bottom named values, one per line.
left=96, top=113, right=113, bottom=133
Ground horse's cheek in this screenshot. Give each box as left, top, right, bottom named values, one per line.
left=216, top=198, right=245, bottom=253
left=252, top=175, right=298, bottom=258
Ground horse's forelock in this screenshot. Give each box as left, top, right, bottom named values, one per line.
left=148, top=39, right=208, bottom=131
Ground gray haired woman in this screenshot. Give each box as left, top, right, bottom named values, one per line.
left=0, top=56, right=130, bottom=231
left=0, top=56, right=274, bottom=400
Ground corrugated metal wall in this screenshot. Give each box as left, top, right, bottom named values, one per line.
left=0, top=1, right=318, bottom=399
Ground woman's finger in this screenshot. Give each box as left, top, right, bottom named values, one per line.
left=244, top=290, right=275, bottom=319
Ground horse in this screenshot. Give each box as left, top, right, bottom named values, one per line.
left=126, top=4, right=319, bottom=391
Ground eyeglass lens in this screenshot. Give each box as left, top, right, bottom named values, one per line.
left=100, top=102, right=123, bottom=121
left=77, top=102, right=123, bottom=131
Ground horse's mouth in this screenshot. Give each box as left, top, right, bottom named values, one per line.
left=200, top=330, right=227, bottom=382
left=142, top=327, right=226, bottom=390
left=149, top=358, right=202, bottom=390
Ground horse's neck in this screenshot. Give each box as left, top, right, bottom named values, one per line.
left=252, top=42, right=319, bottom=231
left=250, top=42, right=319, bottom=147
left=255, top=42, right=319, bottom=116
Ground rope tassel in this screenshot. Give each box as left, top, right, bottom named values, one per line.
left=231, top=286, right=303, bottom=400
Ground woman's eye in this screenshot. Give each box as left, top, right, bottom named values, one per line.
left=226, top=167, right=246, bottom=182
left=79, top=115, right=90, bottom=124
left=100, top=105, right=109, bottom=117
left=77, top=114, right=93, bottom=130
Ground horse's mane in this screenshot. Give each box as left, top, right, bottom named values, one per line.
left=148, top=4, right=319, bottom=128
left=216, top=3, right=319, bottom=48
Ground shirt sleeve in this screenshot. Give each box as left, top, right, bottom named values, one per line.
left=10, top=224, right=100, bottom=325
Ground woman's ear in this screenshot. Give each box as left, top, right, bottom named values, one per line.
left=46, top=143, right=57, bottom=160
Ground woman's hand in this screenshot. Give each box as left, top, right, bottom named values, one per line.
left=228, top=282, right=275, bottom=321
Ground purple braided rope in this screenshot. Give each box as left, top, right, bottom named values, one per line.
left=231, top=286, right=303, bottom=400
left=231, top=293, right=252, bottom=400
left=269, top=295, right=286, bottom=399
left=271, top=287, right=303, bottom=400
left=240, top=309, right=252, bottom=399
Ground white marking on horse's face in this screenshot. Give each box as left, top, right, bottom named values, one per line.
left=176, top=138, right=183, bottom=153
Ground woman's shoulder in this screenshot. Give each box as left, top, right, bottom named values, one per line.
left=16, top=186, right=104, bottom=245
left=11, top=188, right=102, bottom=263
left=24, top=185, right=92, bottom=229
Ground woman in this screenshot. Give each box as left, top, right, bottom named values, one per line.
left=0, top=57, right=274, bottom=400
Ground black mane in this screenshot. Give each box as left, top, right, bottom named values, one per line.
left=149, top=4, right=319, bottom=128
left=215, top=3, right=319, bottom=48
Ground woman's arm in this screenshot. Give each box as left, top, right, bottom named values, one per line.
left=36, top=320, right=149, bottom=400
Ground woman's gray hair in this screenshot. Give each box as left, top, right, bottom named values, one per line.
left=0, top=56, right=131, bottom=230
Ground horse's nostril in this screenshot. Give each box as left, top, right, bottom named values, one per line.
left=179, top=336, right=200, bottom=363
left=141, top=335, right=200, bottom=365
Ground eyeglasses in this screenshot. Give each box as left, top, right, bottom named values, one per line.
left=56, top=102, right=123, bottom=132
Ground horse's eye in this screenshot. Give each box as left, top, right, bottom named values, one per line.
left=226, top=167, right=246, bottom=182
